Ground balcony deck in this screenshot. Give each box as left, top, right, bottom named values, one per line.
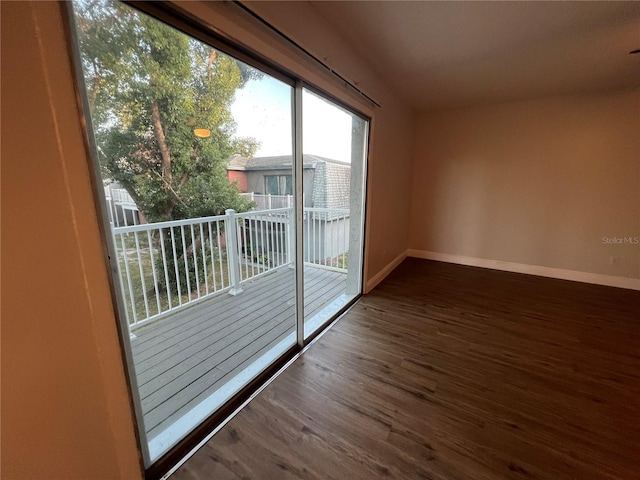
left=129, top=265, right=347, bottom=446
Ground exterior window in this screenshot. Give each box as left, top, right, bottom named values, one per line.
left=265, top=175, right=292, bottom=195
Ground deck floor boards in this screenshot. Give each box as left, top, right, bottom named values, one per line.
left=130, top=266, right=346, bottom=440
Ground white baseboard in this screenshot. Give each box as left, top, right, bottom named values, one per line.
left=407, top=249, right=640, bottom=291
left=365, top=250, right=408, bottom=293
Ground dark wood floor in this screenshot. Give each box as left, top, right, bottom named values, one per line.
left=171, top=258, right=640, bottom=480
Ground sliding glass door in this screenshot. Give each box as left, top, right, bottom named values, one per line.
left=302, top=89, right=368, bottom=338
left=68, top=0, right=368, bottom=471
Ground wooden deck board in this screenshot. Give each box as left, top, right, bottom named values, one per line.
left=135, top=294, right=294, bottom=384
left=132, top=268, right=294, bottom=350
left=130, top=266, right=347, bottom=439
left=305, top=272, right=348, bottom=319
left=146, top=318, right=295, bottom=438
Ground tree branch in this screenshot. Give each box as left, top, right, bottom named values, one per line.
left=178, top=144, right=199, bottom=188
left=151, top=170, right=188, bottom=209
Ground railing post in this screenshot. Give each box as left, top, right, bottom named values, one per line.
left=106, top=197, right=114, bottom=227
left=268, top=194, right=272, bottom=210
left=225, top=209, right=243, bottom=296
left=287, top=206, right=295, bottom=268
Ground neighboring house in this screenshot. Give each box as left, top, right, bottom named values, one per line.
left=228, top=154, right=352, bottom=265
left=228, top=154, right=350, bottom=211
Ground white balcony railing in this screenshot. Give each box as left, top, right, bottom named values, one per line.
left=112, top=207, right=349, bottom=330
left=240, top=192, right=313, bottom=210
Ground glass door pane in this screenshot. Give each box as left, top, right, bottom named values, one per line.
left=301, top=88, right=368, bottom=339
left=70, top=0, right=295, bottom=463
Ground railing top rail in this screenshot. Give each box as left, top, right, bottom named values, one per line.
left=112, top=206, right=347, bottom=235
left=240, top=193, right=291, bottom=198
left=112, top=213, right=228, bottom=234
left=235, top=207, right=292, bottom=218
left=305, top=208, right=349, bottom=214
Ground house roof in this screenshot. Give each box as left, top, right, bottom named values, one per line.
left=227, top=154, right=350, bottom=171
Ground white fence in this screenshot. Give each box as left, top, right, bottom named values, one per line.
left=112, top=207, right=349, bottom=329
left=104, top=187, right=140, bottom=227
left=241, top=192, right=310, bottom=210
left=304, top=208, right=349, bottom=269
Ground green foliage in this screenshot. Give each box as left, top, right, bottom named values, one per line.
left=232, top=137, right=260, bottom=158
left=73, top=0, right=259, bottom=222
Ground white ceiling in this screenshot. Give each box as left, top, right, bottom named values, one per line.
left=308, top=1, right=640, bottom=111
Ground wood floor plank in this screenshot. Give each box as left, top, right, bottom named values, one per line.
left=171, top=258, right=640, bottom=480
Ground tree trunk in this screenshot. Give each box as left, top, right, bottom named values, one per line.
left=88, top=75, right=99, bottom=115
left=151, top=100, right=172, bottom=184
